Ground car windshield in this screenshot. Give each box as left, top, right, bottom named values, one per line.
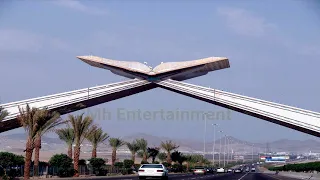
left=141, top=165, right=163, bottom=168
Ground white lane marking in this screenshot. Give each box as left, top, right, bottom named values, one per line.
left=238, top=172, right=250, bottom=180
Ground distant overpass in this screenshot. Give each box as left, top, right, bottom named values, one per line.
left=1, top=56, right=319, bottom=137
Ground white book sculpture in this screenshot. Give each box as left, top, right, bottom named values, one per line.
left=77, top=55, right=230, bottom=81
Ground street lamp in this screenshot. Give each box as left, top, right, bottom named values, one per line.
left=218, top=130, right=223, bottom=167
left=203, top=113, right=208, bottom=157
left=226, top=137, right=229, bottom=164
left=224, top=135, right=227, bottom=167
left=252, top=144, right=254, bottom=163
left=212, top=124, right=217, bottom=166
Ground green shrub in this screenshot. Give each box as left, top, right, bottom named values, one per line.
left=123, top=159, right=134, bottom=168
left=133, top=164, right=141, bottom=170
left=57, top=168, right=76, bottom=177
left=268, top=162, right=320, bottom=172
left=115, top=162, right=124, bottom=168
left=88, top=158, right=107, bottom=176
left=153, top=161, right=160, bottom=164
left=49, top=154, right=73, bottom=169
left=0, top=152, right=25, bottom=179
left=0, top=152, right=24, bottom=168
left=49, top=154, right=75, bottom=177
left=141, top=160, right=149, bottom=164
left=162, top=162, right=171, bottom=167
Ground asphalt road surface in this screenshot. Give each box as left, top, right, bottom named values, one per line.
left=89, top=172, right=301, bottom=180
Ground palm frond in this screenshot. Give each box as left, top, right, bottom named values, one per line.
left=56, top=128, right=74, bottom=146
left=87, top=127, right=109, bottom=148
left=67, top=114, right=94, bottom=145
left=109, top=138, right=125, bottom=151
left=136, top=138, right=148, bottom=153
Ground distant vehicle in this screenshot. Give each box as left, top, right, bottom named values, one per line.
left=216, top=167, right=225, bottom=173
left=245, top=167, right=250, bottom=172
left=193, top=166, right=206, bottom=175
left=212, top=168, right=217, bottom=173
left=227, top=169, right=233, bottom=173
left=251, top=167, right=256, bottom=172
left=138, top=164, right=168, bottom=180
left=206, top=168, right=214, bottom=174
left=234, top=168, right=242, bottom=173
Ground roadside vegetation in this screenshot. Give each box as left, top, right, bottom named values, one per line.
left=0, top=109, right=239, bottom=179
left=268, top=162, right=320, bottom=172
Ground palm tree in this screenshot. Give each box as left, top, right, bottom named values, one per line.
left=68, top=114, right=94, bottom=177
left=147, top=147, right=160, bottom=163
left=157, top=152, right=167, bottom=163
left=171, top=150, right=187, bottom=165
left=184, top=154, right=192, bottom=171
left=87, top=127, right=109, bottom=158
left=109, top=138, right=125, bottom=166
left=126, top=141, right=140, bottom=163
left=0, top=106, right=8, bottom=122
left=160, top=140, right=179, bottom=164
left=56, top=127, right=74, bottom=158
left=136, top=138, right=148, bottom=162
left=18, top=104, right=65, bottom=179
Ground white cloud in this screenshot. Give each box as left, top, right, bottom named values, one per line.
left=217, top=7, right=277, bottom=37
left=217, top=7, right=320, bottom=57
left=52, top=0, right=107, bottom=16
left=0, top=29, right=74, bottom=53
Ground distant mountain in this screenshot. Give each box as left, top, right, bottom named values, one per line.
left=4, top=133, right=62, bottom=144
left=1, top=133, right=319, bottom=154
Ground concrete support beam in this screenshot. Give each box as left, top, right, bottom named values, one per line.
left=157, top=79, right=320, bottom=137
left=0, top=79, right=155, bottom=132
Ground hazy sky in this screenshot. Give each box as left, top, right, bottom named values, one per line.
left=0, top=0, right=320, bottom=142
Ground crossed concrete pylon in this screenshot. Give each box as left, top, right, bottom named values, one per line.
left=1, top=56, right=320, bottom=137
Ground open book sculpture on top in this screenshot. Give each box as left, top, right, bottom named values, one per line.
left=77, top=56, right=230, bottom=81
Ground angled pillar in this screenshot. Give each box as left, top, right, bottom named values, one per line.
left=0, top=79, right=156, bottom=132
left=157, top=79, right=320, bottom=137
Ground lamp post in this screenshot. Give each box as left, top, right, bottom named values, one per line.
left=224, top=135, right=227, bottom=167
left=212, top=124, right=217, bottom=166
left=218, top=130, right=223, bottom=167
left=252, top=144, right=254, bottom=163
left=226, top=137, right=229, bottom=164
left=203, top=113, right=208, bottom=158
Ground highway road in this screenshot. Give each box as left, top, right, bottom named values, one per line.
left=86, top=172, right=301, bottom=180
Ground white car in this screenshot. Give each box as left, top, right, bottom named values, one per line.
left=251, top=167, right=256, bottom=172
left=138, top=164, right=168, bottom=180
left=192, top=166, right=206, bottom=175
left=216, top=167, right=225, bottom=173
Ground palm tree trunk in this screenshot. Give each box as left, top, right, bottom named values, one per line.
left=73, top=145, right=81, bottom=177
left=166, top=152, right=172, bottom=164
left=34, top=135, right=41, bottom=177
left=67, top=144, right=72, bottom=158
left=131, top=153, right=135, bottom=163
left=24, top=139, right=33, bottom=180
left=111, top=149, right=116, bottom=166
left=92, top=146, right=97, bottom=158
left=143, top=152, right=147, bottom=162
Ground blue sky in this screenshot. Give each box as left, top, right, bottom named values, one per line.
left=0, top=0, right=320, bottom=142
